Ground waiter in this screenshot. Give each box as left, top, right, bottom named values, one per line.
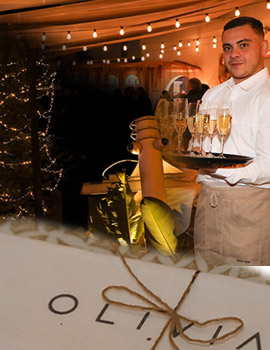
left=194, top=16, right=270, bottom=266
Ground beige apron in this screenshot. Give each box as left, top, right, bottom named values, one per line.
left=194, top=183, right=270, bottom=266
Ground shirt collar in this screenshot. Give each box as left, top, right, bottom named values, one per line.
left=227, top=67, right=269, bottom=91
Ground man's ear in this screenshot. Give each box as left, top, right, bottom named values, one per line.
left=261, top=39, right=268, bottom=56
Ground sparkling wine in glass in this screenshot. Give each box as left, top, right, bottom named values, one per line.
left=173, top=98, right=188, bottom=155
left=195, top=101, right=209, bottom=156
left=205, top=102, right=217, bottom=157
left=187, top=101, right=200, bottom=155
left=216, top=100, right=232, bottom=158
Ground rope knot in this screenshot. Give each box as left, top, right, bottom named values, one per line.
left=101, top=245, right=244, bottom=350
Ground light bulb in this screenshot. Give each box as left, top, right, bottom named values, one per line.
left=42, top=32, right=46, bottom=41
left=147, top=23, right=152, bottom=32
left=41, top=43, right=45, bottom=50
left=196, top=39, right=200, bottom=46
left=177, top=50, right=181, bottom=56
left=120, top=26, right=124, bottom=35
left=62, top=44, right=66, bottom=50
left=267, top=0, right=270, bottom=9
left=124, top=58, right=128, bottom=63
left=213, top=36, right=217, bottom=43
left=123, top=44, right=127, bottom=51
left=67, top=31, right=71, bottom=40
left=142, top=43, right=146, bottom=50
left=195, top=46, right=199, bottom=52
left=146, top=52, right=150, bottom=57
left=141, top=56, right=145, bottom=61
left=132, top=56, right=135, bottom=60
left=160, top=49, right=164, bottom=54
left=159, top=53, right=163, bottom=59
left=175, top=19, right=180, bottom=28
left=103, top=45, right=108, bottom=51
left=173, top=45, right=177, bottom=51
left=179, top=40, right=183, bottom=47
left=213, top=43, right=217, bottom=48
left=187, top=41, right=191, bottom=46
left=205, top=14, right=211, bottom=23
left=161, top=42, right=165, bottom=49
left=117, top=58, right=121, bottom=62
left=93, top=29, right=97, bottom=38
left=83, top=45, right=87, bottom=51
left=235, top=7, right=240, bottom=16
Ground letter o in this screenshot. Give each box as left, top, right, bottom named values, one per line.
left=48, top=294, right=79, bottom=315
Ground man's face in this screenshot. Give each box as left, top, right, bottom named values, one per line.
left=222, top=24, right=268, bottom=84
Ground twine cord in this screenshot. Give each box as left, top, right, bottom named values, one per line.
left=101, top=246, right=244, bottom=350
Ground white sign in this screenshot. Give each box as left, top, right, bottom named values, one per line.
left=0, top=233, right=269, bottom=349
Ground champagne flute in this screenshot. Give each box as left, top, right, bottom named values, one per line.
left=195, top=101, right=209, bottom=156
left=173, top=98, right=188, bottom=155
left=206, top=102, right=217, bottom=157
left=187, top=100, right=200, bottom=155
left=216, top=100, right=232, bottom=158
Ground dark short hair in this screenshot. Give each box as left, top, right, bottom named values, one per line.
left=188, top=78, right=201, bottom=90
left=223, top=16, right=264, bottom=38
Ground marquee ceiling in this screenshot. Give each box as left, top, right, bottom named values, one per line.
left=0, top=0, right=265, bottom=57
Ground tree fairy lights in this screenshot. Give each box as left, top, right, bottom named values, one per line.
left=0, top=58, right=62, bottom=219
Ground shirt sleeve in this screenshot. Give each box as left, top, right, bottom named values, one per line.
left=215, top=96, right=270, bottom=186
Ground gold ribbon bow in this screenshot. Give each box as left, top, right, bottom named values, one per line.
left=102, top=247, right=244, bottom=350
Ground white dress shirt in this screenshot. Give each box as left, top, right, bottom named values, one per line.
left=197, top=67, right=270, bottom=188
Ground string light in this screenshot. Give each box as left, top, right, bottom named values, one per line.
left=146, top=52, right=150, bottom=57
left=179, top=40, right=183, bottom=48
left=160, top=49, right=164, bottom=54
left=187, top=41, right=191, bottom=46
left=177, top=50, right=181, bottom=56
left=147, top=23, right=152, bottom=32
left=120, top=26, right=124, bottom=35
left=0, top=58, right=62, bottom=218
left=62, top=43, right=66, bottom=50
left=213, top=36, right=217, bottom=43
left=159, top=53, right=163, bottom=59
left=195, top=46, right=199, bottom=52
left=83, top=45, right=87, bottom=51
left=67, top=31, right=71, bottom=40
left=235, top=7, right=240, bottom=16
left=205, top=13, right=211, bottom=22
left=141, top=56, right=145, bottom=61
left=173, top=45, right=177, bottom=51
left=175, top=19, right=180, bottom=28
left=267, top=0, right=270, bottom=9
left=132, top=55, right=136, bottom=60
left=103, top=45, right=108, bottom=51
left=122, top=44, right=127, bottom=51
left=160, top=42, right=165, bottom=49
left=196, top=39, right=200, bottom=46
left=124, top=58, right=128, bottom=63
left=142, top=43, right=146, bottom=50
left=42, top=32, right=46, bottom=41
left=93, top=29, right=97, bottom=38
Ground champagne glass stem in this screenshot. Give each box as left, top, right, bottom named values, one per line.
left=189, top=134, right=195, bottom=155
left=219, top=135, right=225, bottom=158
left=199, top=134, right=203, bottom=156
left=208, top=136, right=214, bottom=157
left=177, top=133, right=182, bottom=155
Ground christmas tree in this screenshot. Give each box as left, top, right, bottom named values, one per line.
left=0, top=51, right=62, bottom=219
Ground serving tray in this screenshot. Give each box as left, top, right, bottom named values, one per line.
left=163, top=152, right=253, bottom=170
